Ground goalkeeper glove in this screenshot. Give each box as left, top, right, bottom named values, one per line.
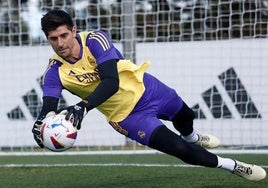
left=65, top=100, right=89, bottom=130
left=32, top=111, right=55, bottom=148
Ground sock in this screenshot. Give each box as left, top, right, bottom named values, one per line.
left=217, top=156, right=236, bottom=172
left=181, top=130, right=198, bottom=143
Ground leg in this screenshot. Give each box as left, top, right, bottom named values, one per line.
left=172, top=102, right=220, bottom=148
left=171, top=102, right=195, bottom=136
left=149, top=126, right=266, bottom=181
left=149, top=125, right=218, bottom=167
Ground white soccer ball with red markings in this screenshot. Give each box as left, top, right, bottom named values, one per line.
left=40, top=114, right=77, bottom=152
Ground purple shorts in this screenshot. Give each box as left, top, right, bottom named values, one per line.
left=109, top=73, right=183, bottom=145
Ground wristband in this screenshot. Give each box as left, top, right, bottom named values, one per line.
left=79, top=99, right=94, bottom=112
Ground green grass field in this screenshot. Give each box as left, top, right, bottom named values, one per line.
left=0, top=153, right=267, bottom=188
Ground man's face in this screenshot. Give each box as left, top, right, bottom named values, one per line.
left=47, top=25, right=76, bottom=60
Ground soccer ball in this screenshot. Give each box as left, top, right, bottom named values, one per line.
left=40, top=114, right=77, bottom=152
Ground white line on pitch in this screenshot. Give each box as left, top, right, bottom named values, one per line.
left=0, top=163, right=198, bottom=168
left=0, top=163, right=268, bottom=169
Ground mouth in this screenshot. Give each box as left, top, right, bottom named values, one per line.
left=58, top=48, right=67, bottom=53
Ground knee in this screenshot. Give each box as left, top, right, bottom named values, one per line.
left=172, top=102, right=195, bottom=122
left=172, top=102, right=195, bottom=135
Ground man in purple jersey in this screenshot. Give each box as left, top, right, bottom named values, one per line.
left=32, top=9, right=266, bottom=181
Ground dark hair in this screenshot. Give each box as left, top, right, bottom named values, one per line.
left=41, top=9, right=74, bottom=37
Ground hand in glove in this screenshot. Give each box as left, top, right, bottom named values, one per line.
left=32, top=111, right=55, bottom=148
left=65, top=100, right=89, bottom=130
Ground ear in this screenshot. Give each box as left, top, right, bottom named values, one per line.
left=72, top=26, right=77, bottom=35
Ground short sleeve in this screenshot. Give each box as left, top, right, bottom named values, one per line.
left=86, top=30, right=124, bottom=65
left=42, top=60, right=63, bottom=99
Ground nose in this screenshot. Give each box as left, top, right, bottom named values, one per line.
left=58, top=37, right=64, bottom=47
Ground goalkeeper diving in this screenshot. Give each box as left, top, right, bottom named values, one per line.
left=32, top=9, right=266, bottom=181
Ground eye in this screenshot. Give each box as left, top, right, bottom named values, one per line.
left=48, top=36, right=57, bottom=42
left=61, top=33, right=68, bottom=39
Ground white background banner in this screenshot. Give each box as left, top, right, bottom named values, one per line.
left=0, top=39, right=267, bottom=147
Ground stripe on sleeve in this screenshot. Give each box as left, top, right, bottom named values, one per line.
left=93, top=32, right=110, bottom=51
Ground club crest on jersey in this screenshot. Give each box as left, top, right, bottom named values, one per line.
left=138, top=131, right=146, bottom=139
